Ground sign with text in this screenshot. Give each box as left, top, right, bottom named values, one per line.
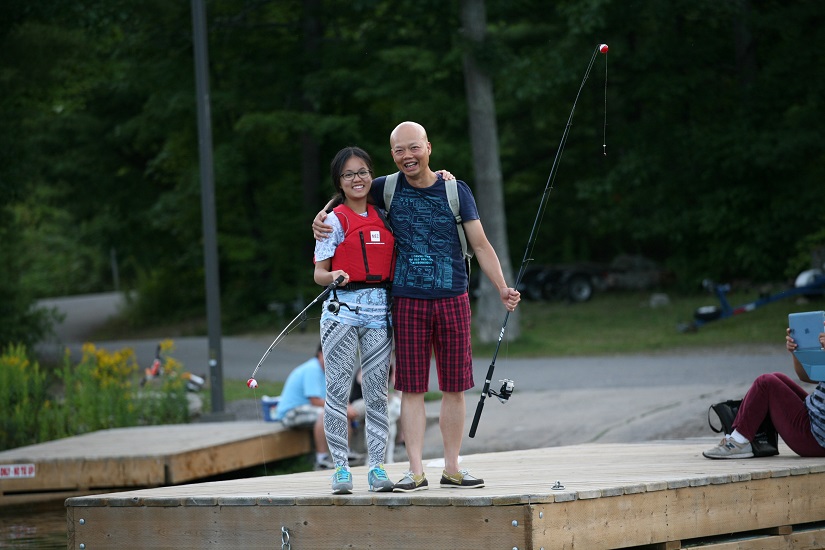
left=0, top=464, right=36, bottom=479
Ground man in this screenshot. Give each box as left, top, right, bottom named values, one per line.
left=314, top=122, right=520, bottom=491
left=275, top=344, right=363, bottom=470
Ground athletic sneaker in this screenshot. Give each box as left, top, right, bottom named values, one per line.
left=440, top=469, right=485, bottom=489
left=392, top=470, right=428, bottom=492
left=331, top=466, right=353, bottom=494
left=702, top=436, right=754, bottom=459
left=367, top=465, right=394, bottom=492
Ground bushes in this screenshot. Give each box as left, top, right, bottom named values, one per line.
left=0, top=340, right=190, bottom=451
left=0, top=344, right=53, bottom=450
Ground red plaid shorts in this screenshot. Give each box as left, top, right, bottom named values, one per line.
left=392, top=293, right=474, bottom=393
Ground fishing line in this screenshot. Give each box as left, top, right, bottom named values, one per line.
left=603, top=44, right=609, bottom=155
left=469, top=43, right=609, bottom=438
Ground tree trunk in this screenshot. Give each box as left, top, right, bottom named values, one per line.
left=459, top=0, right=519, bottom=343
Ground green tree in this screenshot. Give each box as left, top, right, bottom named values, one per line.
left=2, top=0, right=824, bottom=352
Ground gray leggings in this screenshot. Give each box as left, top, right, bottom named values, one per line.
left=321, top=319, right=392, bottom=469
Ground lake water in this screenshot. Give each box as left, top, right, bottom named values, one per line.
left=0, top=504, right=66, bottom=549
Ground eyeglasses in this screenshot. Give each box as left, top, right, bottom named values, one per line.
left=340, top=169, right=371, bottom=182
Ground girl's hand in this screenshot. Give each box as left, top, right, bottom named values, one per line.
left=435, top=169, right=455, bottom=181
left=786, top=327, right=797, bottom=353
left=330, top=270, right=349, bottom=286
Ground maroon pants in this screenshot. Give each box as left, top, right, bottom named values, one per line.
left=734, top=372, right=825, bottom=457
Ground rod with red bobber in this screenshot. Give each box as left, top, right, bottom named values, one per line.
left=469, top=43, right=609, bottom=438
left=246, top=275, right=345, bottom=389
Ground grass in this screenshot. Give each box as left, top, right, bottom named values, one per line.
left=471, top=289, right=823, bottom=358
left=223, top=380, right=284, bottom=403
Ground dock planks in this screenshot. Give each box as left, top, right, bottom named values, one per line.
left=0, top=421, right=311, bottom=507
left=66, top=439, right=825, bottom=549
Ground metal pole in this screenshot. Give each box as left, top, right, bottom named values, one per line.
left=191, top=0, right=226, bottom=416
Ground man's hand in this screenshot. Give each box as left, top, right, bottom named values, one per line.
left=313, top=209, right=332, bottom=241
left=500, top=287, right=521, bottom=312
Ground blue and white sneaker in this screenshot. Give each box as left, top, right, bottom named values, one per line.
left=702, top=436, right=754, bottom=459
left=367, top=465, right=394, bottom=492
left=331, top=466, right=353, bottom=494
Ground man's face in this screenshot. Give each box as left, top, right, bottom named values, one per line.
left=390, top=127, right=431, bottom=178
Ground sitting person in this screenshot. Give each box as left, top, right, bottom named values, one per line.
left=703, top=324, right=825, bottom=459
left=274, top=344, right=363, bottom=469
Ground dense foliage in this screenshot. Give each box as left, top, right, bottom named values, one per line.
left=1, top=0, right=822, bottom=343
left=0, top=341, right=189, bottom=451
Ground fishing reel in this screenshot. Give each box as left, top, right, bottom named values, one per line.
left=488, top=378, right=515, bottom=404
left=327, top=288, right=360, bottom=315
left=327, top=300, right=359, bottom=315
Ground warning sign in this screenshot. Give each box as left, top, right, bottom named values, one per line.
left=0, top=464, right=36, bottom=479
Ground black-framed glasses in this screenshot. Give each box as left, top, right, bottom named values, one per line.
left=340, top=169, right=371, bottom=182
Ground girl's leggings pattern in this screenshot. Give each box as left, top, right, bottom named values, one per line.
left=321, top=319, right=392, bottom=468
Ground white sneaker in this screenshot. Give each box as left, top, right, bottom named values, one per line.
left=702, top=436, right=754, bottom=459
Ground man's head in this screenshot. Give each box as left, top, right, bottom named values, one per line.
left=390, top=121, right=432, bottom=181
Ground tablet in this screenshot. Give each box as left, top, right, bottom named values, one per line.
left=789, top=311, right=825, bottom=350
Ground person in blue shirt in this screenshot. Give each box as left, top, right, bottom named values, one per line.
left=275, top=344, right=361, bottom=470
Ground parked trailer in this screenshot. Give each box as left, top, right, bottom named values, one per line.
left=678, top=270, right=825, bottom=332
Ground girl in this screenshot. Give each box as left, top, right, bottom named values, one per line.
left=313, top=146, right=395, bottom=494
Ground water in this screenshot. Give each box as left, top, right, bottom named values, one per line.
left=0, top=504, right=65, bottom=549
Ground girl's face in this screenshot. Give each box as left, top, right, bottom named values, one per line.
left=339, top=156, right=372, bottom=201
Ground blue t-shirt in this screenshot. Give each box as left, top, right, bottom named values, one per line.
left=371, top=174, right=479, bottom=299
left=274, top=356, right=325, bottom=421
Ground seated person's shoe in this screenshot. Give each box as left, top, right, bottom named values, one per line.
left=702, top=436, right=754, bottom=459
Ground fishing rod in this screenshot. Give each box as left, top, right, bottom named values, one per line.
left=469, top=43, right=609, bottom=438
left=246, top=274, right=345, bottom=388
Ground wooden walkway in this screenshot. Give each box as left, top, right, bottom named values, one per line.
left=0, top=421, right=311, bottom=508
left=66, top=439, right=825, bottom=549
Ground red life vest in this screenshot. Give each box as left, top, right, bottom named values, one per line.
left=329, top=204, right=395, bottom=284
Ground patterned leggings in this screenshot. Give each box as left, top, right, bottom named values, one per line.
left=321, top=320, right=392, bottom=468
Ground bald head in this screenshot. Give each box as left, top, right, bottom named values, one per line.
left=390, top=121, right=428, bottom=146
left=389, top=121, right=433, bottom=185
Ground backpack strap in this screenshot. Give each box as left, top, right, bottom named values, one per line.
left=445, top=178, right=473, bottom=265
left=383, top=172, right=399, bottom=215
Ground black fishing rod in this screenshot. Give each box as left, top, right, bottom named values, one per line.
left=469, top=44, right=609, bottom=437
left=246, top=274, right=345, bottom=388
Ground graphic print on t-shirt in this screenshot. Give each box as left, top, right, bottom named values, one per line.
left=390, top=188, right=455, bottom=291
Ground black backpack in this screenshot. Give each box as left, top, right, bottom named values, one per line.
left=708, top=399, right=779, bottom=457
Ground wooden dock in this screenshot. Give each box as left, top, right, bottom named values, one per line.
left=65, top=439, right=825, bottom=549
left=0, top=421, right=311, bottom=508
